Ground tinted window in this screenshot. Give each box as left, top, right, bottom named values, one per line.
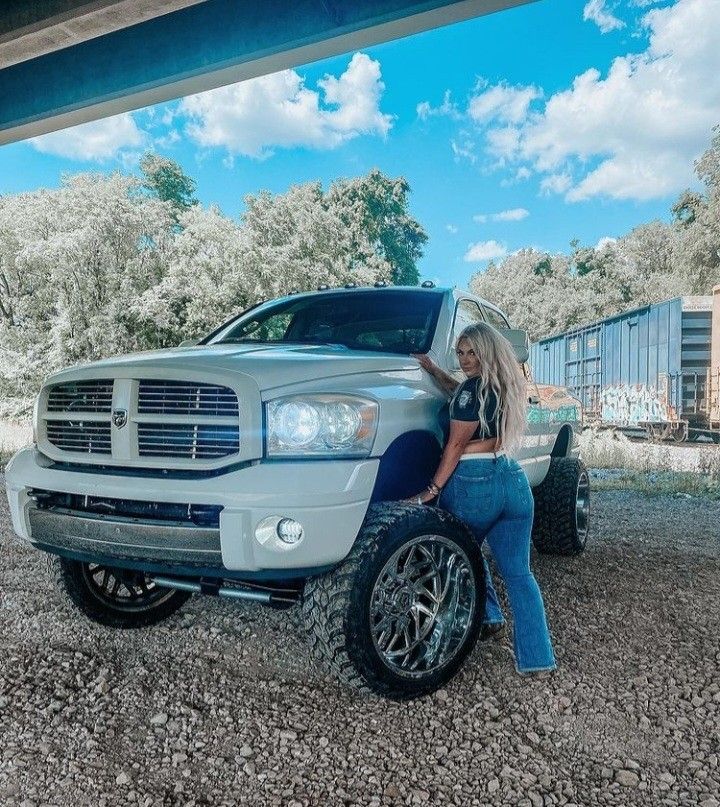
left=482, top=306, right=510, bottom=329
left=207, top=291, right=444, bottom=355
left=453, top=299, right=484, bottom=342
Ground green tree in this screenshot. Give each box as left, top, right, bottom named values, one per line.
left=140, top=153, right=197, bottom=216
left=0, top=173, right=175, bottom=416
left=672, top=127, right=720, bottom=293
left=695, top=124, right=720, bottom=191
left=569, top=239, right=595, bottom=277
left=328, top=170, right=427, bottom=286
left=671, top=190, right=702, bottom=226
left=533, top=255, right=553, bottom=278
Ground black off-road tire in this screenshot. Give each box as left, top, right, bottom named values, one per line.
left=50, top=557, right=192, bottom=628
left=302, top=503, right=486, bottom=700
left=532, top=456, right=590, bottom=556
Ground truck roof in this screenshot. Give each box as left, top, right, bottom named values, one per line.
left=258, top=285, right=507, bottom=323
left=271, top=284, right=483, bottom=303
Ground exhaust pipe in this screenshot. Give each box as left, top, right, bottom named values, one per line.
left=151, top=575, right=295, bottom=606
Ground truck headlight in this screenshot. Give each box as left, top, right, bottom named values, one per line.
left=266, top=395, right=378, bottom=457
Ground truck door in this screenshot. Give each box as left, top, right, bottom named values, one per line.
left=447, top=299, right=485, bottom=380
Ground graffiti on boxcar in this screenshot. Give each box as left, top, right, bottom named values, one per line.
left=598, top=383, right=669, bottom=425
left=527, top=404, right=580, bottom=424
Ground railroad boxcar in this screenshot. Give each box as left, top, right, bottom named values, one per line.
left=529, top=291, right=719, bottom=442
left=710, top=284, right=720, bottom=431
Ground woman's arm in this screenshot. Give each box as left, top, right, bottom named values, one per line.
left=405, top=419, right=478, bottom=503
left=412, top=354, right=460, bottom=396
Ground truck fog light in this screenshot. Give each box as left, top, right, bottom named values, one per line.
left=255, top=516, right=304, bottom=548
left=276, top=518, right=304, bottom=544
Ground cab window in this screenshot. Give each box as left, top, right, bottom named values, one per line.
left=453, top=299, right=484, bottom=342
left=482, top=306, right=511, bottom=330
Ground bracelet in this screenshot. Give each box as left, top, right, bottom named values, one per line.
left=427, top=481, right=442, bottom=496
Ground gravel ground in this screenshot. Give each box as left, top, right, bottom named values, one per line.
left=1, top=482, right=718, bottom=807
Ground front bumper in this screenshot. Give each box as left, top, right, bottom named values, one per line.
left=5, top=447, right=378, bottom=575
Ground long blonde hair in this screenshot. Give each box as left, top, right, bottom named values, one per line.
left=457, top=323, right=527, bottom=453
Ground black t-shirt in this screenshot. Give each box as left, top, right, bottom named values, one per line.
left=448, top=377, right=499, bottom=441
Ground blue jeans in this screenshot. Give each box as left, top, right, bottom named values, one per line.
left=438, top=455, right=556, bottom=674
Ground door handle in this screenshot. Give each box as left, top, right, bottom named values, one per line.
left=528, top=395, right=540, bottom=405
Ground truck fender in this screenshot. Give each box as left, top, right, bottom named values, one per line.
left=370, top=431, right=442, bottom=502
left=551, top=424, right=574, bottom=457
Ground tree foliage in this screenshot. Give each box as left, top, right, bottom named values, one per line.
left=140, top=153, right=197, bottom=215
left=0, top=161, right=426, bottom=415
left=328, top=170, right=427, bottom=286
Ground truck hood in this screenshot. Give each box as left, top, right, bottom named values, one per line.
left=47, top=343, right=418, bottom=391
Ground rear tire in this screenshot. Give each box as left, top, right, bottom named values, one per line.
left=50, top=557, right=191, bottom=628
left=532, top=457, right=590, bottom=556
left=302, top=503, right=486, bottom=700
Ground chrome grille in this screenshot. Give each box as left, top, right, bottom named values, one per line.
left=137, top=423, right=239, bottom=459
left=45, top=421, right=112, bottom=454
left=138, top=380, right=238, bottom=416
left=41, top=377, right=241, bottom=465
left=47, top=380, right=113, bottom=413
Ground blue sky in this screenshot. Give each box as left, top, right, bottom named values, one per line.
left=1, top=0, right=718, bottom=288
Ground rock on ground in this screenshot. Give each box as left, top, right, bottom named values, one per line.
left=0, top=483, right=718, bottom=806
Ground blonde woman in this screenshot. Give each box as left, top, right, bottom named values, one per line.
left=409, top=323, right=556, bottom=675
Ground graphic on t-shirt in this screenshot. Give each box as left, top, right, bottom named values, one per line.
left=458, top=390, right=472, bottom=408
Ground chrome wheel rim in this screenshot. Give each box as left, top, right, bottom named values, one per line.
left=576, top=472, right=590, bottom=544
left=370, top=536, right=476, bottom=678
left=81, top=564, right=176, bottom=612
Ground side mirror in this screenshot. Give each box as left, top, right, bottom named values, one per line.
left=504, top=329, right=529, bottom=364
left=179, top=338, right=200, bottom=347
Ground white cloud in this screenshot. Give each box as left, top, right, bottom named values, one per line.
left=155, top=130, right=181, bottom=149
left=474, top=208, right=529, bottom=223
left=446, top=224, right=459, bottom=234
left=180, top=53, right=393, bottom=158
left=501, top=0, right=720, bottom=201
left=468, top=81, right=542, bottom=124
left=486, top=126, right=521, bottom=159
left=583, top=0, right=626, bottom=33
left=595, top=236, right=617, bottom=250
left=501, top=166, right=532, bottom=187
left=495, top=207, right=529, bottom=221
left=464, top=240, right=508, bottom=262
left=540, top=172, right=573, bottom=195
left=416, top=90, right=462, bottom=121
left=566, top=153, right=682, bottom=201
left=161, top=108, right=178, bottom=127
left=29, top=113, right=145, bottom=161
left=450, top=135, right=477, bottom=164
left=416, top=101, right=432, bottom=120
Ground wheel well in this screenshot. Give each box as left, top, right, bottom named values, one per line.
left=551, top=425, right=573, bottom=457
left=371, top=431, right=442, bottom=502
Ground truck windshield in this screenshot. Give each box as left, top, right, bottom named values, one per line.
left=206, top=290, right=444, bottom=355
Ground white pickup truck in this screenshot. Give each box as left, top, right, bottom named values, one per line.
left=5, top=285, right=587, bottom=698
